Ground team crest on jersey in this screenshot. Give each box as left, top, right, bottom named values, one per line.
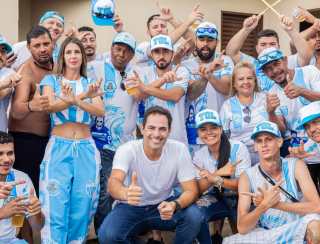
left=86, top=181, right=97, bottom=197
left=46, top=180, right=60, bottom=196
left=104, top=79, right=116, bottom=99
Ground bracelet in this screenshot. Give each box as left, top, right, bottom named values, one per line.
left=173, top=200, right=182, bottom=213
left=27, top=101, right=32, bottom=112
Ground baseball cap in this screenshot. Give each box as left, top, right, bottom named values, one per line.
left=257, top=47, right=284, bottom=70
left=195, top=109, right=221, bottom=129
left=112, top=32, right=136, bottom=52
left=296, top=101, right=320, bottom=130
left=39, top=11, right=64, bottom=25
left=251, top=121, right=281, bottom=140
left=0, top=35, right=12, bottom=54
left=91, top=0, right=115, bottom=26
left=150, top=34, right=173, bottom=51
left=195, top=22, right=218, bottom=39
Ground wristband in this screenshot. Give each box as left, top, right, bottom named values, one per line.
left=173, top=200, right=182, bottom=212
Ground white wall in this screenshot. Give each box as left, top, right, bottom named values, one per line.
left=0, top=0, right=19, bottom=44
left=18, top=0, right=320, bottom=55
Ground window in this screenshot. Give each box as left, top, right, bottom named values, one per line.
left=221, top=11, right=263, bottom=58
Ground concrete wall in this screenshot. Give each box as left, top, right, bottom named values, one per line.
left=14, top=0, right=320, bottom=55
left=0, top=0, right=19, bottom=44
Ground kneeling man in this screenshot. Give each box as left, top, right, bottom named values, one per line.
left=224, top=121, right=320, bottom=244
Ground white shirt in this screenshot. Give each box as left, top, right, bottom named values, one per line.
left=137, top=63, right=189, bottom=145
left=113, top=139, right=196, bottom=206
left=0, top=169, right=35, bottom=241
left=287, top=53, right=317, bottom=70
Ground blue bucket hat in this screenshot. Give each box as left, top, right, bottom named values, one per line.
left=257, top=47, right=284, bottom=70
left=251, top=121, right=281, bottom=140
left=91, top=0, right=115, bottom=26
left=195, top=109, right=222, bottom=129
left=39, top=11, right=64, bottom=25
left=296, top=101, right=320, bottom=130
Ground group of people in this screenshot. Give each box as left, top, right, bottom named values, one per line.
left=0, top=2, right=320, bottom=244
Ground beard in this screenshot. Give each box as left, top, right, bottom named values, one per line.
left=34, top=54, right=51, bottom=65
left=196, top=46, right=215, bottom=61
left=155, top=59, right=171, bottom=70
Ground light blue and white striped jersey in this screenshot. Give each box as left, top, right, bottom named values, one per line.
left=193, top=139, right=251, bottom=178
left=182, top=54, right=234, bottom=145
left=88, top=57, right=138, bottom=151
left=220, top=92, right=282, bottom=157
left=301, top=139, right=320, bottom=165
left=137, top=63, right=189, bottom=145
left=245, top=158, right=301, bottom=229
left=270, top=65, right=320, bottom=138
left=40, top=74, right=94, bottom=127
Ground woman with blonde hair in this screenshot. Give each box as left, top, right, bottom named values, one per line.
left=39, top=37, right=104, bottom=243
left=220, top=61, right=285, bottom=165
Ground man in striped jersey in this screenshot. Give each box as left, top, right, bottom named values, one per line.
left=224, top=121, right=320, bottom=244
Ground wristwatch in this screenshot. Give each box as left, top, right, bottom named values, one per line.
left=173, top=200, right=182, bottom=212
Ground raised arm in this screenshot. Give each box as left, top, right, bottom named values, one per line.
left=226, top=15, right=261, bottom=64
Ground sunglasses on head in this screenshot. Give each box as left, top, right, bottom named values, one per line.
left=258, top=50, right=283, bottom=67
left=243, top=106, right=251, bottom=123
left=196, top=27, right=218, bottom=35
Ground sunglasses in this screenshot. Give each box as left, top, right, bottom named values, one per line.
left=258, top=50, right=283, bottom=67
left=243, top=106, right=251, bottom=123
left=196, top=27, right=218, bottom=35
left=119, top=71, right=127, bottom=91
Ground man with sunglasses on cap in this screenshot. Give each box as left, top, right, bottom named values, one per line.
left=257, top=47, right=320, bottom=156
left=226, top=14, right=313, bottom=92
left=11, top=10, right=64, bottom=70
left=183, top=21, right=234, bottom=154
left=224, top=121, right=320, bottom=244
left=130, top=34, right=190, bottom=145
left=288, top=101, right=320, bottom=193
left=89, top=31, right=142, bottom=232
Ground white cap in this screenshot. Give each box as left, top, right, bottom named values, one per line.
left=150, top=34, right=173, bottom=51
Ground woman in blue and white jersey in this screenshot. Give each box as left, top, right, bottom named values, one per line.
left=193, top=109, right=251, bottom=243
left=39, top=37, right=104, bottom=243
left=220, top=62, right=284, bottom=165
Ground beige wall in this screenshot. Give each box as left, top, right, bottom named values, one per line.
left=0, top=0, right=19, bottom=44
left=16, top=0, right=320, bottom=55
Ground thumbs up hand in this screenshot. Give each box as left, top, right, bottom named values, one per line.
left=28, top=84, right=50, bottom=112
left=126, top=171, right=143, bottom=206
left=27, top=188, right=41, bottom=216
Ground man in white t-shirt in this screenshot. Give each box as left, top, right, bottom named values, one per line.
left=131, top=34, right=190, bottom=145
left=98, top=106, right=202, bottom=243
left=0, top=131, right=43, bottom=243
